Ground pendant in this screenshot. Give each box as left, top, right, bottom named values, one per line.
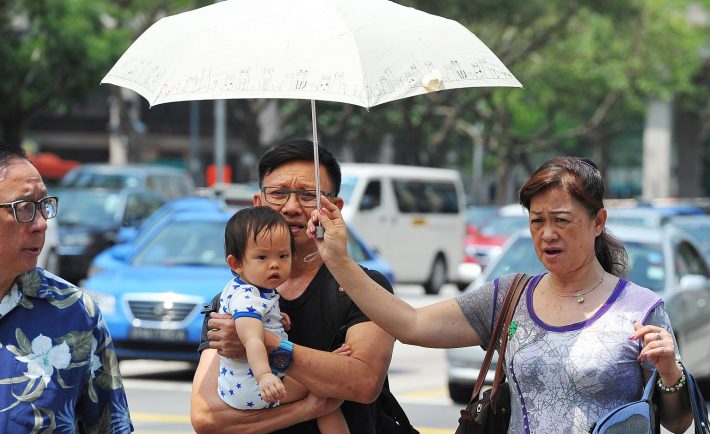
left=576, top=294, right=584, bottom=303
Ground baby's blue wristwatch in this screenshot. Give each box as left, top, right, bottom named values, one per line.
left=269, top=339, right=293, bottom=373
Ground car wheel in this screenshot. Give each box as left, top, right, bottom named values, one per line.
left=424, top=255, right=446, bottom=295
left=43, top=248, right=61, bottom=275
left=448, top=381, right=472, bottom=404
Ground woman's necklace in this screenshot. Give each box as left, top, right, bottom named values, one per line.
left=547, top=272, right=605, bottom=304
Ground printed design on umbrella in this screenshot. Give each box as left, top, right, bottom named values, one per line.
left=111, top=56, right=516, bottom=105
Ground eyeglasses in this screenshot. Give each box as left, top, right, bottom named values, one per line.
left=261, top=187, right=336, bottom=207
left=0, top=196, right=59, bottom=223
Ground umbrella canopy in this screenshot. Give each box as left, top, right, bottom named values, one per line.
left=101, top=0, right=521, bottom=108
left=102, top=0, right=522, bottom=231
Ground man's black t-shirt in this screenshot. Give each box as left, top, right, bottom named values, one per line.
left=199, top=265, right=405, bottom=433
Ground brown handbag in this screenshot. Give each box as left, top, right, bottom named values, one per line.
left=455, top=273, right=531, bottom=434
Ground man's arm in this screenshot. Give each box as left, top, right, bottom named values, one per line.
left=190, top=348, right=341, bottom=434
left=264, top=320, right=395, bottom=403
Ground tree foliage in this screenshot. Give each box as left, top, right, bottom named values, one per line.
left=0, top=0, right=209, bottom=147
left=275, top=0, right=709, bottom=201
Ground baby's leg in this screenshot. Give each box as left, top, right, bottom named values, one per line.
left=279, top=376, right=308, bottom=404
left=316, top=408, right=349, bottom=434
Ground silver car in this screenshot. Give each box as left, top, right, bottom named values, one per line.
left=446, top=224, right=710, bottom=403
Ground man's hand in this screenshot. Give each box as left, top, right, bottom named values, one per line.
left=207, top=312, right=245, bottom=359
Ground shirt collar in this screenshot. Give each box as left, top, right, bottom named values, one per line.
left=17, top=268, right=49, bottom=299
left=0, top=268, right=45, bottom=318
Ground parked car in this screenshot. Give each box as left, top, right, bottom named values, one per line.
left=82, top=203, right=394, bottom=362
left=55, top=187, right=166, bottom=283
left=455, top=205, right=500, bottom=290
left=457, top=204, right=528, bottom=290
left=61, top=163, right=195, bottom=200
left=446, top=224, right=710, bottom=403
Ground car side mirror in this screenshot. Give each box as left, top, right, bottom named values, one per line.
left=111, top=244, right=135, bottom=262
left=116, top=227, right=138, bottom=243
left=679, top=274, right=708, bottom=291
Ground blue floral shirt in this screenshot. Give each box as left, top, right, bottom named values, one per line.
left=0, top=268, right=133, bottom=433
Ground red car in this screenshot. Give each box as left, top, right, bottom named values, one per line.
left=458, top=205, right=528, bottom=290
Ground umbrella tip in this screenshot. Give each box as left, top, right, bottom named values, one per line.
left=421, top=70, right=443, bottom=92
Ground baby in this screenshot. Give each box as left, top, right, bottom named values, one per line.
left=217, top=206, right=348, bottom=433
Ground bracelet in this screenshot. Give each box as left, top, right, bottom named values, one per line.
left=656, top=362, right=687, bottom=393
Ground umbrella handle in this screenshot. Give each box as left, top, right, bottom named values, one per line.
left=311, top=99, right=325, bottom=239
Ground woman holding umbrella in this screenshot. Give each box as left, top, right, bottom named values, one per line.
left=307, top=156, right=693, bottom=433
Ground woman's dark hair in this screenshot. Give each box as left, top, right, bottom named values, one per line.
left=224, top=206, right=295, bottom=261
left=518, top=156, right=628, bottom=277
left=258, top=138, right=341, bottom=195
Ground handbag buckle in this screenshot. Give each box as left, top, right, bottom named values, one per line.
left=476, top=403, right=482, bottom=413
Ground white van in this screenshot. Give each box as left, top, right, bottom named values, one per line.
left=339, top=163, right=466, bottom=294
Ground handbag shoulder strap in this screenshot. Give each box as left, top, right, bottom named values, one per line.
left=468, top=273, right=531, bottom=404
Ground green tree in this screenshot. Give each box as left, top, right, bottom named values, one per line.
left=0, top=0, right=126, bottom=146
left=0, top=0, right=208, bottom=148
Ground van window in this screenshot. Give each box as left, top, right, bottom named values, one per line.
left=360, top=181, right=381, bottom=210
left=393, top=180, right=459, bottom=214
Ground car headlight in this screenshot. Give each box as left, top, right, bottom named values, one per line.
left=82, top=289, right=116, bottom=315
left=61, top=232, right=93, bottom=247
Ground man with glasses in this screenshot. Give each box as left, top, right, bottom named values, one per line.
left=191, top=139, right=415, bottom=433
left=0, top=144, right=133, bottom=433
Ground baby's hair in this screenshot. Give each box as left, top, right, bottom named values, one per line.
left=224, top=206, right=295, bottom=261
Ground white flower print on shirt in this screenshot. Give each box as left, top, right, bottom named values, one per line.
left=16, top=334, right=71, bottom=385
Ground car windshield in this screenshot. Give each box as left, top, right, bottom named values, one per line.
left=56, top=190, right=120, bottom=226
left=62, top=172, right=142, bottom=189
left=339, top=176, right=356, bottom=205
left=625, top=242, right=665, bottom=293
left=479, top=216, right=529, bottom=237
left=483, top=236, right=665, bottom=293
left=465, top=206, right=498, bottom=228
left=132, top=220, right=226, bottom=267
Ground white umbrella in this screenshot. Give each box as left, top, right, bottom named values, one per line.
left=101, top=0, right=522, bottom=228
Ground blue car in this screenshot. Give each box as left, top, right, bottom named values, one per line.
left=87, top=195, right=229, bottom=278
left=82, top=201, right=394, bottom=362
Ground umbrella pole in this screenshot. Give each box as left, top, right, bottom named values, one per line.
left=311, top=99, right=325, bottom=238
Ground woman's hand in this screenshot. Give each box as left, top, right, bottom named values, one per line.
left=306, top=195, right=350, bottom=266
left=207, top=312, right=246, bottom=359
left=631, top=321, right=682, bottom=385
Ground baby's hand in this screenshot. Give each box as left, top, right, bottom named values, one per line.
left=258, top=373, right=286, bottom=403
left=281, top=312, right=292, bottom=331
left=332, top=344, right=352, bottom=357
